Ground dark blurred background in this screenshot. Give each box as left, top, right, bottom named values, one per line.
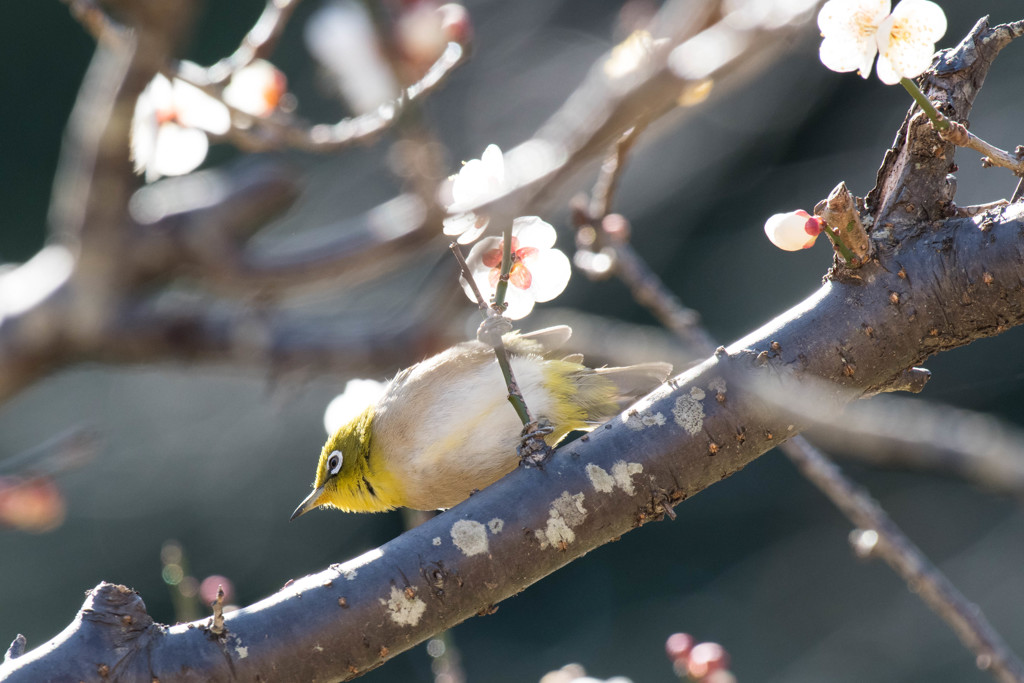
left=3, top=1, right=1024, bottom=681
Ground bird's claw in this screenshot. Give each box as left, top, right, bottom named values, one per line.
left=517, top=421, right=554, bottom=468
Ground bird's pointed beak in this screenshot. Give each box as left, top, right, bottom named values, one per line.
left=290, top=484, right=327, bottom=522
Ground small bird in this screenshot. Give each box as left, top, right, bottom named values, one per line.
left=291, top=326, right=671, bottom=517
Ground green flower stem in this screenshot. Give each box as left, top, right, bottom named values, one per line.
left=490, top=225, right=535, bottom=427
left=492, top=336, right=532, bottom=425
left=821, top=222, right=857, bottom=265
left=493, top=224, right=513, bottom=309
left=900, top=77, right=948, bottom=131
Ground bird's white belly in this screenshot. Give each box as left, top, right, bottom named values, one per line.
left=377, top=354, right=552, bottom=508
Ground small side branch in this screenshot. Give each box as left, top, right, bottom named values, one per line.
left=204, top=0, right=303, bottom=84
left=938, top=121, right=1024, bottom=176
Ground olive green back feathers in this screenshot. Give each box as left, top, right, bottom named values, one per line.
left=294, top=325, right=672, bottom=515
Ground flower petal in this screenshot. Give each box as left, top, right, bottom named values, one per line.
left=817, top=0, right=889, bottom=77
left=150, top=123, right=210, bottom=180
left=874, top=53, right=902, bottom=84
left=480, top=144, right=505, bottom=187
left=443, top=212, right=489, bottom=243
left=819, top=36, right=877, bottom=77
left=817, top=0, right=889, bottom=35
left=508, top=262, right=532, bottom=290
left=464, top=235, right=502, bottom=273
left=501, top=288, right=535, bottom=320
left=524, top=248, right=571, bottom=303
left=482, top=247, right=503, bottom=268
left=323, top=378, right=387, bottom=434
left=450, top=158, right=489, bottom=205
left=876, top=0, right=945, bottom=81
left=510, top=216, right=556, bottom=249
left=173, top=79, right=231, bottom=135
left=764, top=211, right=820, bottom=251
left=890, top=0, right=946, bottom=42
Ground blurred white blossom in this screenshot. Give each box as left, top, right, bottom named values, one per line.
left=324, top=379, right=388, bottom=434
left=443, top=144, right=506, bottom=244
left=818, top=0, right=946, bottom=84
left=131, top=72, right=230, bottom=182
left=222, top=59, right=288, bottom=117
left=461, top=216, right=571, bottom=319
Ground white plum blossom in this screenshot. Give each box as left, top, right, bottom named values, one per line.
left=461, top=216, right=571, bottom=320
left=222, top=60, right=288, bottom=117
left=764, top=210, right=823, bottom=251
left=443, top=144, right=507, bottom=244
left=323, top=378, right=388, bottom=434
left=818, top=0, right=947, bottom=85
left=131, top=73, right=230, bottom=182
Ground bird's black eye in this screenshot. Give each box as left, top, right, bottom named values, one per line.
left=327, top=451, right=343, bottom=475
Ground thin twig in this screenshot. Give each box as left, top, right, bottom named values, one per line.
left=207, top=586, right=226, bottom=637
left=937, top=121, right=1024, bottom=177
left=204, top=0, right=303, bottom=84
left=449, top=242, right=488, bottom=313
left=588, top=125, right=646, bottom=220
left=782, top=437, right=1024, bottom=683
left=60, top=0, right=129, bottom=44
left=174, top=43, right=467, bottom=154
left=0, top=426, right=101, bottom=478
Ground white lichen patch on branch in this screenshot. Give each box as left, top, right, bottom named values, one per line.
left=586, top=461, right=643, bottom=496
left=534, top=491, right=587, bottom=549
left=611, top=461, right=643, bottom=495
left=380, top=585, right=427, bottom=627
left=451, top=519, right=489, bottom=556
left=586, top=463, right=616, bottom=492
left=673, top=387, right=706, bottom=435
left=488, top=518, right=504, bottom=534
left=228, top=634, right=248, bottom=659
left=432, top=536, right=442, bottom=546
left=708, top=377, right=726, bottom=396
left=622, top=408, right=667, bottom=431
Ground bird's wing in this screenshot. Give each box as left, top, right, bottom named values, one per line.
left=511, top=325, right=573, bottom=354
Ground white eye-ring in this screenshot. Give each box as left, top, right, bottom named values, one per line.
left=327, top=450, right=343, bottom=475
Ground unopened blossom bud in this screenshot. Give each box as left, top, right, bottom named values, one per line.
left=687, top=642, right=730, bottom=679
left=764, top=210, right=823, bottom=251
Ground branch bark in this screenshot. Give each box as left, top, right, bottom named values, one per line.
left=5, top=7, right=1024, bottom=683
left=4, top=197, right=1024, bottom=681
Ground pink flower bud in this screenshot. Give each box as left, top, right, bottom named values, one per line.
left=764, top=210, right=821, bottom=251
left=665, top=632, right=694, bottom=662
left=688, top=642, right=730, bottom=679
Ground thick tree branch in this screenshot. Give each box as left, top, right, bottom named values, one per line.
left=5, top=199, right=1024, bottom=681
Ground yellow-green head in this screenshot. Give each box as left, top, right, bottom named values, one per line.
left=290, top=405, right=395, bottom=519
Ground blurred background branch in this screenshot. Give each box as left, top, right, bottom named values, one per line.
left=3, top=0, right=1024, bottom=681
